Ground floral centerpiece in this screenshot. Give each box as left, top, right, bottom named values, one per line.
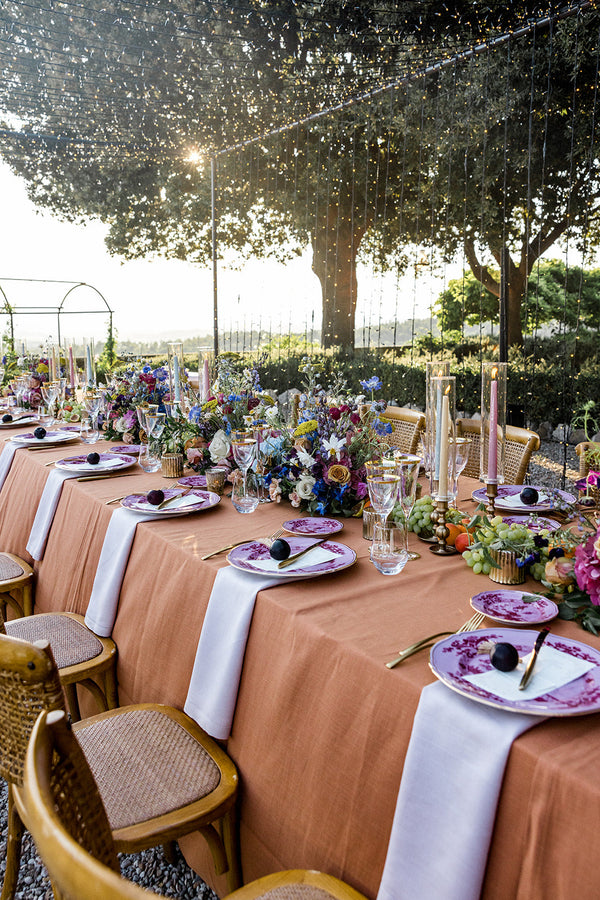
left=265, top=362, right=392, bottom=517
left=543, top=518, right=600, bottom=634
left=103, top=364, right=171, bottom=443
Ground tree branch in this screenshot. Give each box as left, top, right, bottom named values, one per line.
left=464, top=237, right=500, bottom=297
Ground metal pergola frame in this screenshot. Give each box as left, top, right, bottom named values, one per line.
left=0, top=277, right=113, bottom=350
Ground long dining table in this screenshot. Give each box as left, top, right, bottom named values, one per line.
left=1, top=422, right=600, bottom=900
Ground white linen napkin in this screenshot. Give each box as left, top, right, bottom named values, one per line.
left=496, top=490, right=549, bottom=509
left=248, top=544, right=338, bottom=573
left=84, top=507, right=162, bottom=637
left=26, top=469, right=79, bottom=560
left=184, top=566, right=295, bottom=739
left=465, top=645, right=596, bottom=701
left=0, top=441, right=19, bottom=492
left=377, top=682, right=541, bottom=900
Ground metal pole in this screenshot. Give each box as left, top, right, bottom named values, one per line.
left=499, top=245, right=509, bottom=363
left=211, top=154, right=219, bottom=357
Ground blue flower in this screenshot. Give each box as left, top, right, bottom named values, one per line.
left=360, top=376, right=382, bottom=392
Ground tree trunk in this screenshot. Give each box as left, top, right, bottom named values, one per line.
left=312, top=199, right=366, bottom=352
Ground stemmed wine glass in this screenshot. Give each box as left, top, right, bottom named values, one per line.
left=41, top=381, right=59, bottom=425
left=448, top=437, right=472, bottom=505
left=81, top=390, right=102, bottom=443
left=231, top=430, right=258, bottom=513
left=366, top=470, right=401, bottom=532
left=394, top=455, right=421, bottom=561
left=139, top=413, right=165, bottom=472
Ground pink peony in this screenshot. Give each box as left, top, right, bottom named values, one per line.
left=574, top=532, right=600, bottom=605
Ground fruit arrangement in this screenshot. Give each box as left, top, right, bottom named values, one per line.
left=402, top=495, right=466, bottom=541
left=461, top=515, right=551, bottom=579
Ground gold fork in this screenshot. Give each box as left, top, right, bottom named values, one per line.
left=385, top=612, right=486, bottom=669
left=200, top=528, right=284, bottom=561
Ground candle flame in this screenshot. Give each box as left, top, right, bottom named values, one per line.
left=444, top=384, right=451, bottom=395
left=491, top=366, right=498, bottom=379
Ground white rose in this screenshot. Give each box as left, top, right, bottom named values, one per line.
left=265, top=405, right=279, bottom=422
left=296, top=474, right=316, bottom=500
left=114, top=416, right=127, bottom=433
left=209, top=428, right=231, bottom=463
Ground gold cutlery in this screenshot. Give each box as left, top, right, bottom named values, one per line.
left=277, top=538, right=325, bottom=569
left=77, top=472, right=137, bottom=482
left=518, top=627, right=550, bottom=690
left=201, top=528, right=285, bottom=561
left=156, top=485, right=193, bottom=510
left=385, top=612, right=486, bottom=669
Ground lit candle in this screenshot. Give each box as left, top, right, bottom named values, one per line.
left=439, top=388, right=449, bottom=497
left=434, top=379, right=442, bottom=480
left=173, top=355, right=181, bottom=402
left=202, top=356, right=210, bottom=401
left=488, top=367, right=498, bottom=482
left=51, top=347, right=57, bottom=382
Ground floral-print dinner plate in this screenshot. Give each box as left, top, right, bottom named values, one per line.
left=282, top=517, right=343, bottom=536
left=55, top=452, right=137, bottom=474
left=120, top=488, right=220, bottom=517
left=11, top=430, right=78, bottom=445
left=227, top=537, right=355, bottom=578
left=470, top=589, right=558, bottom=625
left=429, top=628, right=600, bottom=715
left=471, top=484, right=575, bottom=513
left=499, top=515, right=560, bottom=533
left=0, top=415, right=39, bottom=428
left=177, top=475, right=208, bottom=488
left=111, top=444, right=141, bottom=455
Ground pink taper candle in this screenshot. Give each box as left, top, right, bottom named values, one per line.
left=202, top=356, right=210, bottom=401
left=68, top=346, right=75, bottom=390
left=488, top=369, right=498, bottom=481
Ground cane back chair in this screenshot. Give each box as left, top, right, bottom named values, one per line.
left=24, top=708, right=367, bottom=900
left=0, top=633, right=240, bottom=900
left=455, top=419, right=540, bottom=484
left=0, top=551, right=34, bottom=621
left=379, top=406, right=426, bottom=455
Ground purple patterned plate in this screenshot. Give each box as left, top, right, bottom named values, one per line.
left=12, top=430, right=78, bottom=445
left=120, top=489, right=220, bottom=517
left=0, top=416, right=39, bottom=428
left=177, top=475, right=208, bottom=488
left=470, top=589, right=558, bottom=625
left=430, top=628, right=600, bottom=715
left=111, top=444, right=141, bottom=455
left=282, top=517, right=343, bottom=536
left=227, top=538, right=356, bottom=578
left=55, top=452, right=137, bottom=474
left=471, top=484, right=575, bottom=513
left=500, top=515, right=560, bottom=533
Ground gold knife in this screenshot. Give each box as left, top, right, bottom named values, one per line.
left=518, top=628, right=550, bottom=690
left=77, top=472, right=135, bottom=482
left=156, top=486, right=192, bottom=510
left=277, top=539, right=325, bottom=569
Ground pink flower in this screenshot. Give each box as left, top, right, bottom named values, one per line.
left=290, top=491, right=301, bottom=508
left=121, top=433, right=135, bottom=445
left=123, top=409, right=137, bottom=430
left=329, top=406, right=341, bottom=420
left=575, top=532, right=600, bottom=605
left=186, top=448, right=202, bottom=464
left=269, top=478, right=282, bottom=503
left=350, top=413, right=361, bottom=425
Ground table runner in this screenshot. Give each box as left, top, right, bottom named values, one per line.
left=84, top=507, right=162, bottom=636
left=184, top=566, right=295, bottom=739
left=377, top=682, right=541, bottom=900
left=26, top=468, right=79, bottom=560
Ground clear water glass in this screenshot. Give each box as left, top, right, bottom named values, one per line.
left=231, top=472, right=260, bottom=514
left=366, top=473, right=401, bottom=529
left=370, top=523, right=409, bottom=575
left=395, top=457, right=421, bottom=561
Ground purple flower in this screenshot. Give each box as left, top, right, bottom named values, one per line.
left=575, top=532, right=600, bottom=605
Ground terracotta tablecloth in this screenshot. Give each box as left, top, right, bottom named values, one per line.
left=1, top=426, right=599, bottom=900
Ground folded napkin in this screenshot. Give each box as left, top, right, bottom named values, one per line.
left=26, top=469, right=79, bottom=561
left=248, top=544, right=338, bottom=573
left=377, top=682, right=541, bottom=900
left=496, top=491, right=549, bottom=509
left=84, top=507, right=162, bottom=637
left=0, top=441, right=19, bottom=492
left=130, top=493, right=202, bottom=512
left=466, top=645, right=596, bottom=701
left=184, top=566, right=295, bottom=739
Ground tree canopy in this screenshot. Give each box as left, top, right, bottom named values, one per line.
left=0, top=1, right=597, bottom=349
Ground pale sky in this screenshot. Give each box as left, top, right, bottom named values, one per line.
left=0, top=161, right=437, bottom=351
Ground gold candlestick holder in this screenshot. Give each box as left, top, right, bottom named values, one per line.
left=485, top=481, right=498, bottom=517
left=429, top=497, right=458, bottom=556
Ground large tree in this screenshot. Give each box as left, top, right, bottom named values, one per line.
left=0, top=1, right=596, bottom=349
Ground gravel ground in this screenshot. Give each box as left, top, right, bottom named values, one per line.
left=0, top=779, right=218, bottom=899
left=0, top=438, right=580, bottom=899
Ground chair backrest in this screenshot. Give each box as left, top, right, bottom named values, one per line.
left=0, top=632, right=65, bottom=787
left=24, top=709, right=153, bottom=900
left=455, top=419, right=540, bottom=484
left=379, top=406, right=426, bottom=454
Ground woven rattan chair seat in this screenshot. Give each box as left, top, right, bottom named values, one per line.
left=254, top=886, right=341, bottom=900
left=5, top=614, right=104, bottom=669
left=0, top=553, right=25, bottom=582
left=76, top=708, right=221, bottom=830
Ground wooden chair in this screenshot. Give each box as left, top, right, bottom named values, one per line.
left=379, top=406, right=426, bottom=455
left=24, top=708, right=366, bottom=900
left=455, top=419, right=540, bottom=484
left=0, top=633, right=241, bottom=900
left=576, top=441, right=600, bottom=478
left=0, top=552, right=34, bottom=620
left=0, top=610, right=118, bottom=722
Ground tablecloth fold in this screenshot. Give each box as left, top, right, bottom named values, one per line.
left=377, top=681, right=542, bottom=900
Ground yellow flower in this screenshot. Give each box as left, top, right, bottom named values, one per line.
left=202, top=399, right=218, bottom=412
left=293, top=419, right=318, bottom=438
left=36, top=363, right=49, bottom=374
left=327, top=464, right=351, bottom=485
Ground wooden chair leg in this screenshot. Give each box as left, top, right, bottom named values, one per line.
left=162, top=841, right=178, bottom=867
left=1, top=786, right=24, bottom=900
left=63, top=683, right=82, bottom=723
left=20, top=584, right=33, bottom=618
left=104, top=665, right=119, bottom=709
left=222, top=806, right=242, bottom=893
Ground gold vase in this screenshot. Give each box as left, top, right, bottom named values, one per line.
left=488, top=549, right=525, bottom=585
left=161, top=452, right=184, bottom=478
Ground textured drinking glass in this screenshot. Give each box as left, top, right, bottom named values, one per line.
left=370, top=523, right=409, bottom=575
left=231, top=472, right=260, bottom=514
